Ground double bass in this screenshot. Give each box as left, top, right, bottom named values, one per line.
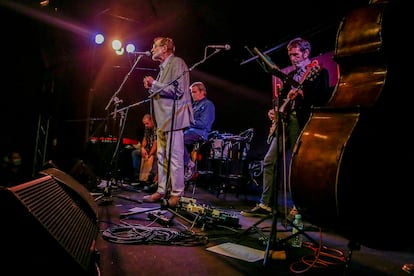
left=290, top=0, right=409, bottom=250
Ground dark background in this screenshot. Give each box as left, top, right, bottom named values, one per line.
left=0, top=0, right=365, bottom=176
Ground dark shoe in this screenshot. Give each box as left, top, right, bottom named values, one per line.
left=131, top=181, right=145, bottom=187
left=241, top=204, right=272, bottom=217
left=167, top=195, right=180, bottom=208
left=143, top=192, right=163, bottom=203
left=144, top=182, right=158, bottom=193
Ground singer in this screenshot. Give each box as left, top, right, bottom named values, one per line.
left=142, top=37, right=193, bottom=208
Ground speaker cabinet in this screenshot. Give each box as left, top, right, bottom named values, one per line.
left=0, top=169, right=99, bottom=275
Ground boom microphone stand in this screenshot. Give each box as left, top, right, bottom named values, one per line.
left=107, top=99, right=151, bottom=183
left=94, top=102, right=153, bottom=206
left=95, top=54, right=148, bottom=204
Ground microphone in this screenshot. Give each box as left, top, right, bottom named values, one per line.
left=207, top=44, right=231, bottom=50
left=130, top=51, right=151, bottom=56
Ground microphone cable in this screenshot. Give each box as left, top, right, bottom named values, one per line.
left=289, top=227, right=347, bottom=274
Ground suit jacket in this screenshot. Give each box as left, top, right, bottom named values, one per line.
left=150, top=55, right=194, bottom=132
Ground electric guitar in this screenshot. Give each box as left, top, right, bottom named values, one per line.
left=267, top=60, right=320, bottom=144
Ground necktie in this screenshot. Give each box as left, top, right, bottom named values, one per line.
left=156, top=65, right=163, bottom=81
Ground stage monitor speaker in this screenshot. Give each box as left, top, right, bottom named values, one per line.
left=0, top=169, right=100, bottom=275
left=39, top=167, right=99, bottom=217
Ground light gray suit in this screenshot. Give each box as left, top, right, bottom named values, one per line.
left=150, top=54, right=193, bottom=196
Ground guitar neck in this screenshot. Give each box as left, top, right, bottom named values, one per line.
left=278, top=60, right=320, bottom=114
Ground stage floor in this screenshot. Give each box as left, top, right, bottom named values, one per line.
left=89, top=178, right=414, bottom=276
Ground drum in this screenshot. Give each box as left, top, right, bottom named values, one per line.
left=139, top=155, right=155, bottom=182
left=228, top=139, right=249, bottom=161
left=205, top=131, right=252, bottom=177
left=210, top=139, right=231, bottom=160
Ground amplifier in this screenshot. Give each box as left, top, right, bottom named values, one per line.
left=0, top=169, right=100, bottom=275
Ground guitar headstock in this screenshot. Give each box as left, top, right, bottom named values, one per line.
left=304, top=60, right=320, bottom=81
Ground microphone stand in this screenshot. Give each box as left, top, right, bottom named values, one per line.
left=114, top=99, right=151, bottom=114
left=249, top=47, right=289, bottom=265
left=105, top=52, right=146, bottom=163
left=105, top=54, right=144, bottom=111
left=93, top=98, right=152, bottom=207
left=108, top=99, right=150, bottom=183
left=251, top=47, right=320, bottom=265
left=97, top=54, right=146, bottom=204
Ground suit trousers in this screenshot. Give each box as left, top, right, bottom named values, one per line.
left=156, top=129, right=185, bottom=197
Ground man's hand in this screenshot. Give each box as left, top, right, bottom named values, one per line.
left=287, top=88, right=303, bottom=100
left=143, top=76, right=154, bottom=89
left=268, top=109, right=276, bottom=121
left=142, top=148, right=149, bottom=159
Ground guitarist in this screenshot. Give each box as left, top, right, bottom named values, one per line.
left=241, top=37, right=330, bottom=217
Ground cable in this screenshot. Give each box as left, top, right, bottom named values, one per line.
left=101, top=223, right=208, bottom=246
left=289, top=228, right=346, bottom=274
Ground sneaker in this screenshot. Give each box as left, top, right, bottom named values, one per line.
left=241, top=204, right=272, bottom=217
left=184, top=160, right=195, bottom=181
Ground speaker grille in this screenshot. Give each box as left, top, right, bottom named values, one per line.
left=1, top=174, right=99, bottom=275
left=39, top=167, right=98, bottom=220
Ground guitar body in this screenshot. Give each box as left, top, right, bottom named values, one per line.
left=290, top=1, right=411, bottom=250
left=268, top=61, right=320, bottom=144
